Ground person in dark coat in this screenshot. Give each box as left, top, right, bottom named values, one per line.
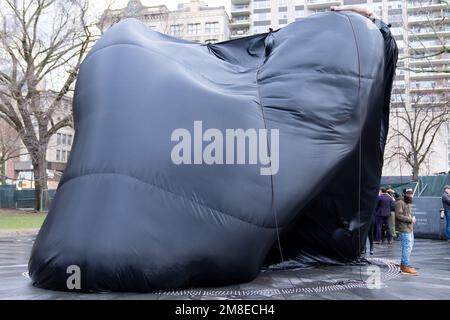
left=375, top=187, right=394, bottom=244
left=386, top=186, right=397, bottom=239
left=442, top=185, right=450, bottom=242
left=362, top=207, right=375, bottom=255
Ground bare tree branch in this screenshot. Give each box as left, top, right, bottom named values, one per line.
left=0, top=0, right=98, bottom=209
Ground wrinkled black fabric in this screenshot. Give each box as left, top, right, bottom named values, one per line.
left=29, top=12, right=397, bottom=292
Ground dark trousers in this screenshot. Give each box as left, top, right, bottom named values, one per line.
left=375, top=216, right=392, bottom=242
left=362, top=218, right=375, bottom=252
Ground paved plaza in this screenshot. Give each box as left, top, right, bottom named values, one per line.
left=0, top=234, right=449, bottom=300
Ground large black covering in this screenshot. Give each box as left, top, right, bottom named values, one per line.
left=29, top=12, right=397, bottom=292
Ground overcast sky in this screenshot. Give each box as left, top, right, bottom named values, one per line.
left=91, top=0, right=230, bottom=15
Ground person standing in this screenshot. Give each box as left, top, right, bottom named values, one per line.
left=442, top=185, right=450, bottom=243
left=362, top=207, right=375, bottom=255
left=386, top=186, right=397, bottom=240
left=395, top=188, right=418, bottom=275
left=375, top=188, right=394, bottom=244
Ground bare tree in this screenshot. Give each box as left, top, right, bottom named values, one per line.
left=0, top=0, right=95, bottom=210
left=384, top=1, right=449, bottom=180
left=386, top=92, right=450, bottom=180
left=0, top=119, right=24, bottom=184
left=96, top=0, right=119, bottom=35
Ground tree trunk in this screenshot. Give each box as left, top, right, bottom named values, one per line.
left=412, top=164, right=420, bottom=181
left=32, top=145, right=49, bottom=211
left=0, top=161, right=6, bottom=185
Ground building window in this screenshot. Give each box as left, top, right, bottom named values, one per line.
left=67, top=151, right=70, bottom=160
left=56, top=150, right=61, bottom=161
left=57, top=133, right=61, bottom=145
left=187, top=23, right=201, bottom=35
left=205, top=22, right=219, bottom=34
left=278, top=0, right=287, bottom=6
left=296, top=10, right=304, bottom=18
left=395, top=80, right=405, bottom=89
left=395, top=40, right=404, bottom=48
left=62, top=134, right=67, bottom=145
left=311, top=8, right=328, bottom=14
left=232, top=28, right=250, bottom=36
left=279, top=12, right=288, bottom=20
left=254, top=1, right=270, bottom=9
left=67, top=135, right=72, bottom=145
left=170, top=24, right=182, bottom=36
left=62, top=151, right=66, bottom=162
left=387, top=2, right=402, bottom=10
left=253, top=25, right=269, bottom=34
left=255, top=12, right=271, bottom=21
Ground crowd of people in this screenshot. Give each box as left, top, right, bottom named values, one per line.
left=362, top=184, right=450, bottom=276
left=362, top=186, right=398, bottom=256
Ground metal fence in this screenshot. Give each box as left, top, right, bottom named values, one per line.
left=381, top=174, right=450, bottom=197
left=412, top=197, right=447, bottom=240
left=0, top=187, right=446, bottom=239
left=0, top=185, right=15, bottom=208
left=0, top=185, right=57, bottom=210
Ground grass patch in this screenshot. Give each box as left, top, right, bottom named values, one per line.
left=0, top=210, right=47, bottom=230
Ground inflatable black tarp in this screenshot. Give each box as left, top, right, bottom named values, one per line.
left=29, top=12, right=397, bottom=292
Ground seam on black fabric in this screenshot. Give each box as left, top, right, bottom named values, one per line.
left=345, top=14, right=363, bottom=259
left=255, top=44, right=273, bottom=195
left=255, top=31, right=287, bottom=264
left=255, top=36, right=275, bottom=216
left=57, top=172, right=278, bottom=230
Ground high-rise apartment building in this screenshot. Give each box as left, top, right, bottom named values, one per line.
left=231, top=0, right=449, bottom=176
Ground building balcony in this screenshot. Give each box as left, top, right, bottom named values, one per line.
left=231, top=4, right=251, bottom=15
left=410, top=72, right=450, bottom=80
left=407, top=2, right=448, bottom=12
left=392, top=87, right=407, bottom=93
left=411, top=100, right=449, bottom=107
left=409, top=58, right=450, bottom=67
left=390, top=101, right=405, bottom=106
left=410, top=39, right=449, bottom=46
left=231, top=0, right=250, bottom=5
left=410, top=86, right=450, bottom=93
left=408, top=42, right=449, bottom=52
left=230, top=17, right=251, bottom=28
left=230, top=29, right=250, bottom=38
left=306, top=0, right=341, bottom=9
left=408, top=15, right=449, bottom=25
left=408, top=30, right=450, bottom=39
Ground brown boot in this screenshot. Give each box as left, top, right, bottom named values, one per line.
left=400, top=265, right=419, bottom=276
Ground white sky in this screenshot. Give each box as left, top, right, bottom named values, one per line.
left=91, top=0, right=230, bottom=15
